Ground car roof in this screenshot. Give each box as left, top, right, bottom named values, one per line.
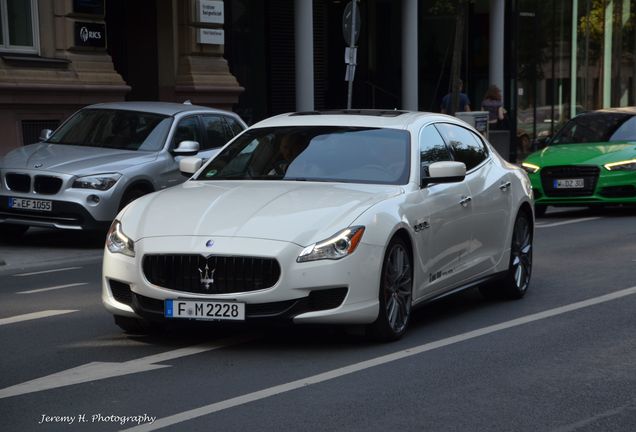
left=250, top=110, right=456, bottom=129
left=84, top=101, right=235, bottom=117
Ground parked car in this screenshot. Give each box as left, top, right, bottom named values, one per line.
left=522, top=107, right=636, bottom=216
left=0, top=101, right=246, bottom=237
left=102, top=110, right=534, bottom=341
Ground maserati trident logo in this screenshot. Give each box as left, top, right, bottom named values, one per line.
left=198, top=264, right=215, bottom=290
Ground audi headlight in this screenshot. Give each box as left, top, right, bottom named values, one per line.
left=521, top=162, right=540, bottom=174
left=106, top=219, right=135, bottom=257
left=297, top=226, right=365, bottom=263
left=604, top=159, right=636, bottom=171
left=73, top=173, right=121, bottom=190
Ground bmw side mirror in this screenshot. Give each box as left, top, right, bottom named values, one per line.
left=39, top=129, right=53, bottom=141
left=173, top=140, right=200, bottom=157
left=421, top=161, right=466, bottom=187
left=179, top=157, right=203, bottom=177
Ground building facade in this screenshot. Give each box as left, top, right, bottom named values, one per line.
left=0, top=0, right=634, bottom=161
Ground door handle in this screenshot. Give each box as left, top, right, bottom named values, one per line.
left=499, top=181, right=511, bottom=191
left=459, top=196, right=472, bottom=207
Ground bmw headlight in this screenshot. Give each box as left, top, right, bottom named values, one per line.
left=73, top=173, right=122, bottom=190
left=604, top=159, right=636, bottom=171
left=297, top=226, right=365, bottom=263
left=106, top=219, right=135, bottom=257
left=521, top=162, right=540, bottom=174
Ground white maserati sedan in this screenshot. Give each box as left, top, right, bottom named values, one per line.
left=102, top=110, right=534, bottom=341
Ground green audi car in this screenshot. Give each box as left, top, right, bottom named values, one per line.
left=522, top=107, right=636, bottom=216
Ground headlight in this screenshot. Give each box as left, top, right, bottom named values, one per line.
left=106, top=219, right=135, bottom=257
left=604, top=159, right=636, bottom=171
left=521, top=162, right=540, bottom=174
left=297, top=226, right=365, bottom=263
left=73, top=173, right=122, bottom=190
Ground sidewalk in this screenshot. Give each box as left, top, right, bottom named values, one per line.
left=0, top=228, right=104, bottom=275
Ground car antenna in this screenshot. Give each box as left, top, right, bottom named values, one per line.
left=183, top=100, right=192, bottom=105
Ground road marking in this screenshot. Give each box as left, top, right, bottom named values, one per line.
left=13, top=267, right=82, bottom=277
left=0, top=335, right=255, bottom=400
left=0, top=310, right=78, bottom=326
left=123, top=285, right=636, bottom=432
left=16, top=283, right=88, bottom=295
left=536, top=217, right=601, bottom=228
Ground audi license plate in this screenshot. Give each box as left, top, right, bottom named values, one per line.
left=553, top=179, right=584, bottom=189
left=8, top=197, right=52, bottom=211
left=165, top=299, right=245, bottom=321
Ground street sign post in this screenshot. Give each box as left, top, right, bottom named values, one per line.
left=343, top=0, right=360, bottom=109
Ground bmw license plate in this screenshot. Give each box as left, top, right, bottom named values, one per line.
left=553, top=179, right=584, bottom=189
left=8, top=197, right=52, bottom=211
left=165, top=299, right=245, bottom=321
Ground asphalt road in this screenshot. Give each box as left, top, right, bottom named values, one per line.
left=1, top=207, right=635, bottom=432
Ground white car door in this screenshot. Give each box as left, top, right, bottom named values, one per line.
left=435, top=123, right=510, bottom=277
left=411, top=124, right=474, bottom=300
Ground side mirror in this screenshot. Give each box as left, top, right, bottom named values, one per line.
left=39, top=129, right=53, bottom=141
left=173, top=140, right=200, bottom=157
left=179, top=157, right=203, bottom=177
left=421, top=161, right=466, bottom=187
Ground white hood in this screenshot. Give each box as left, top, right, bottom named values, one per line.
left=122, top=180, right=402, bottom=246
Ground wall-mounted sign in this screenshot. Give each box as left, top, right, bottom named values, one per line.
left=198, top=0, right=224, bottom=24
left=73, top=0, right=105, bottom=15
left=197, top=28, right=224, bottom=45
left=74, top=22, right=107, bottom=48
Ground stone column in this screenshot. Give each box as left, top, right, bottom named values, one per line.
left=172, top=0, right=243, bottom=110
left=295, top=0, right=314, bottom=112
left=402, top=0, right=418, bottom=110
left=489, top=0, right=505, bottom=96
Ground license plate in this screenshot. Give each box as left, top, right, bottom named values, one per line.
left=8, top=197, right=52, bottom=211
left=165, top=299, right=245, bottom=321
left=553, top=179, right=584, bottom=189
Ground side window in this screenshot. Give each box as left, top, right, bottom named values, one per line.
left=200, top=115, right=231, bottom=150
left=224, top=116, right=245, bottom=136
left=435, top=123, right=488, bottom=171
left=419, top=125, right=452, bottom=176
left=172, top=116, right=201, bottom=149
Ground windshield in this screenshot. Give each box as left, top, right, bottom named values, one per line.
left=195, top=126, right=411, bottom=185
left=550, top=113, right=636, bottom=145
left=47, top=109, right=172, bottom=151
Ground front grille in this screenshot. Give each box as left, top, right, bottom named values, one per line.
left=33, top=176, right=62, bottom=194
left=109, top=280, right=133, bottom=306
left=142, top=254, right=281, bottom=294
left=540, top=165, right=600, bottom=197
left=6, top=173, right=31, bottom=192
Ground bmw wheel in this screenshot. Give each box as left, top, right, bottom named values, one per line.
left=369, top=237, right=413, bottom=341
left=481, top=211, right=533, bottom=300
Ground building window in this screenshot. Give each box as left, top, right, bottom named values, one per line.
left=0, top=0, right=39, bottom=53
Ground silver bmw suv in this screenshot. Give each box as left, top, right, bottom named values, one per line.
left=0, top=102, right=246, bottom=237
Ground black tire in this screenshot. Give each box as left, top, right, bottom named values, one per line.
left=0, top=224, right=28, bottom=243
left=480, top=211, right=533, bottom=300
left=114, top=315, right=161, bottom=334
left=368, top=237, right=413, bottom=342
left=534, top=204, right=547, bottom=218
left=119, top=187, right=149, bottom=211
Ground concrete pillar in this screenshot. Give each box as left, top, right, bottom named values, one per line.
left=489, top=0, right=505, bottom=96
left=402, top=0, right=418, bottom=110
left=295, top=0, right=314, bottom=111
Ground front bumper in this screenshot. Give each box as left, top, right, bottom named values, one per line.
left=529, top=166, right=636, bottom=206
left=102, top=236, right=384, bottom=325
